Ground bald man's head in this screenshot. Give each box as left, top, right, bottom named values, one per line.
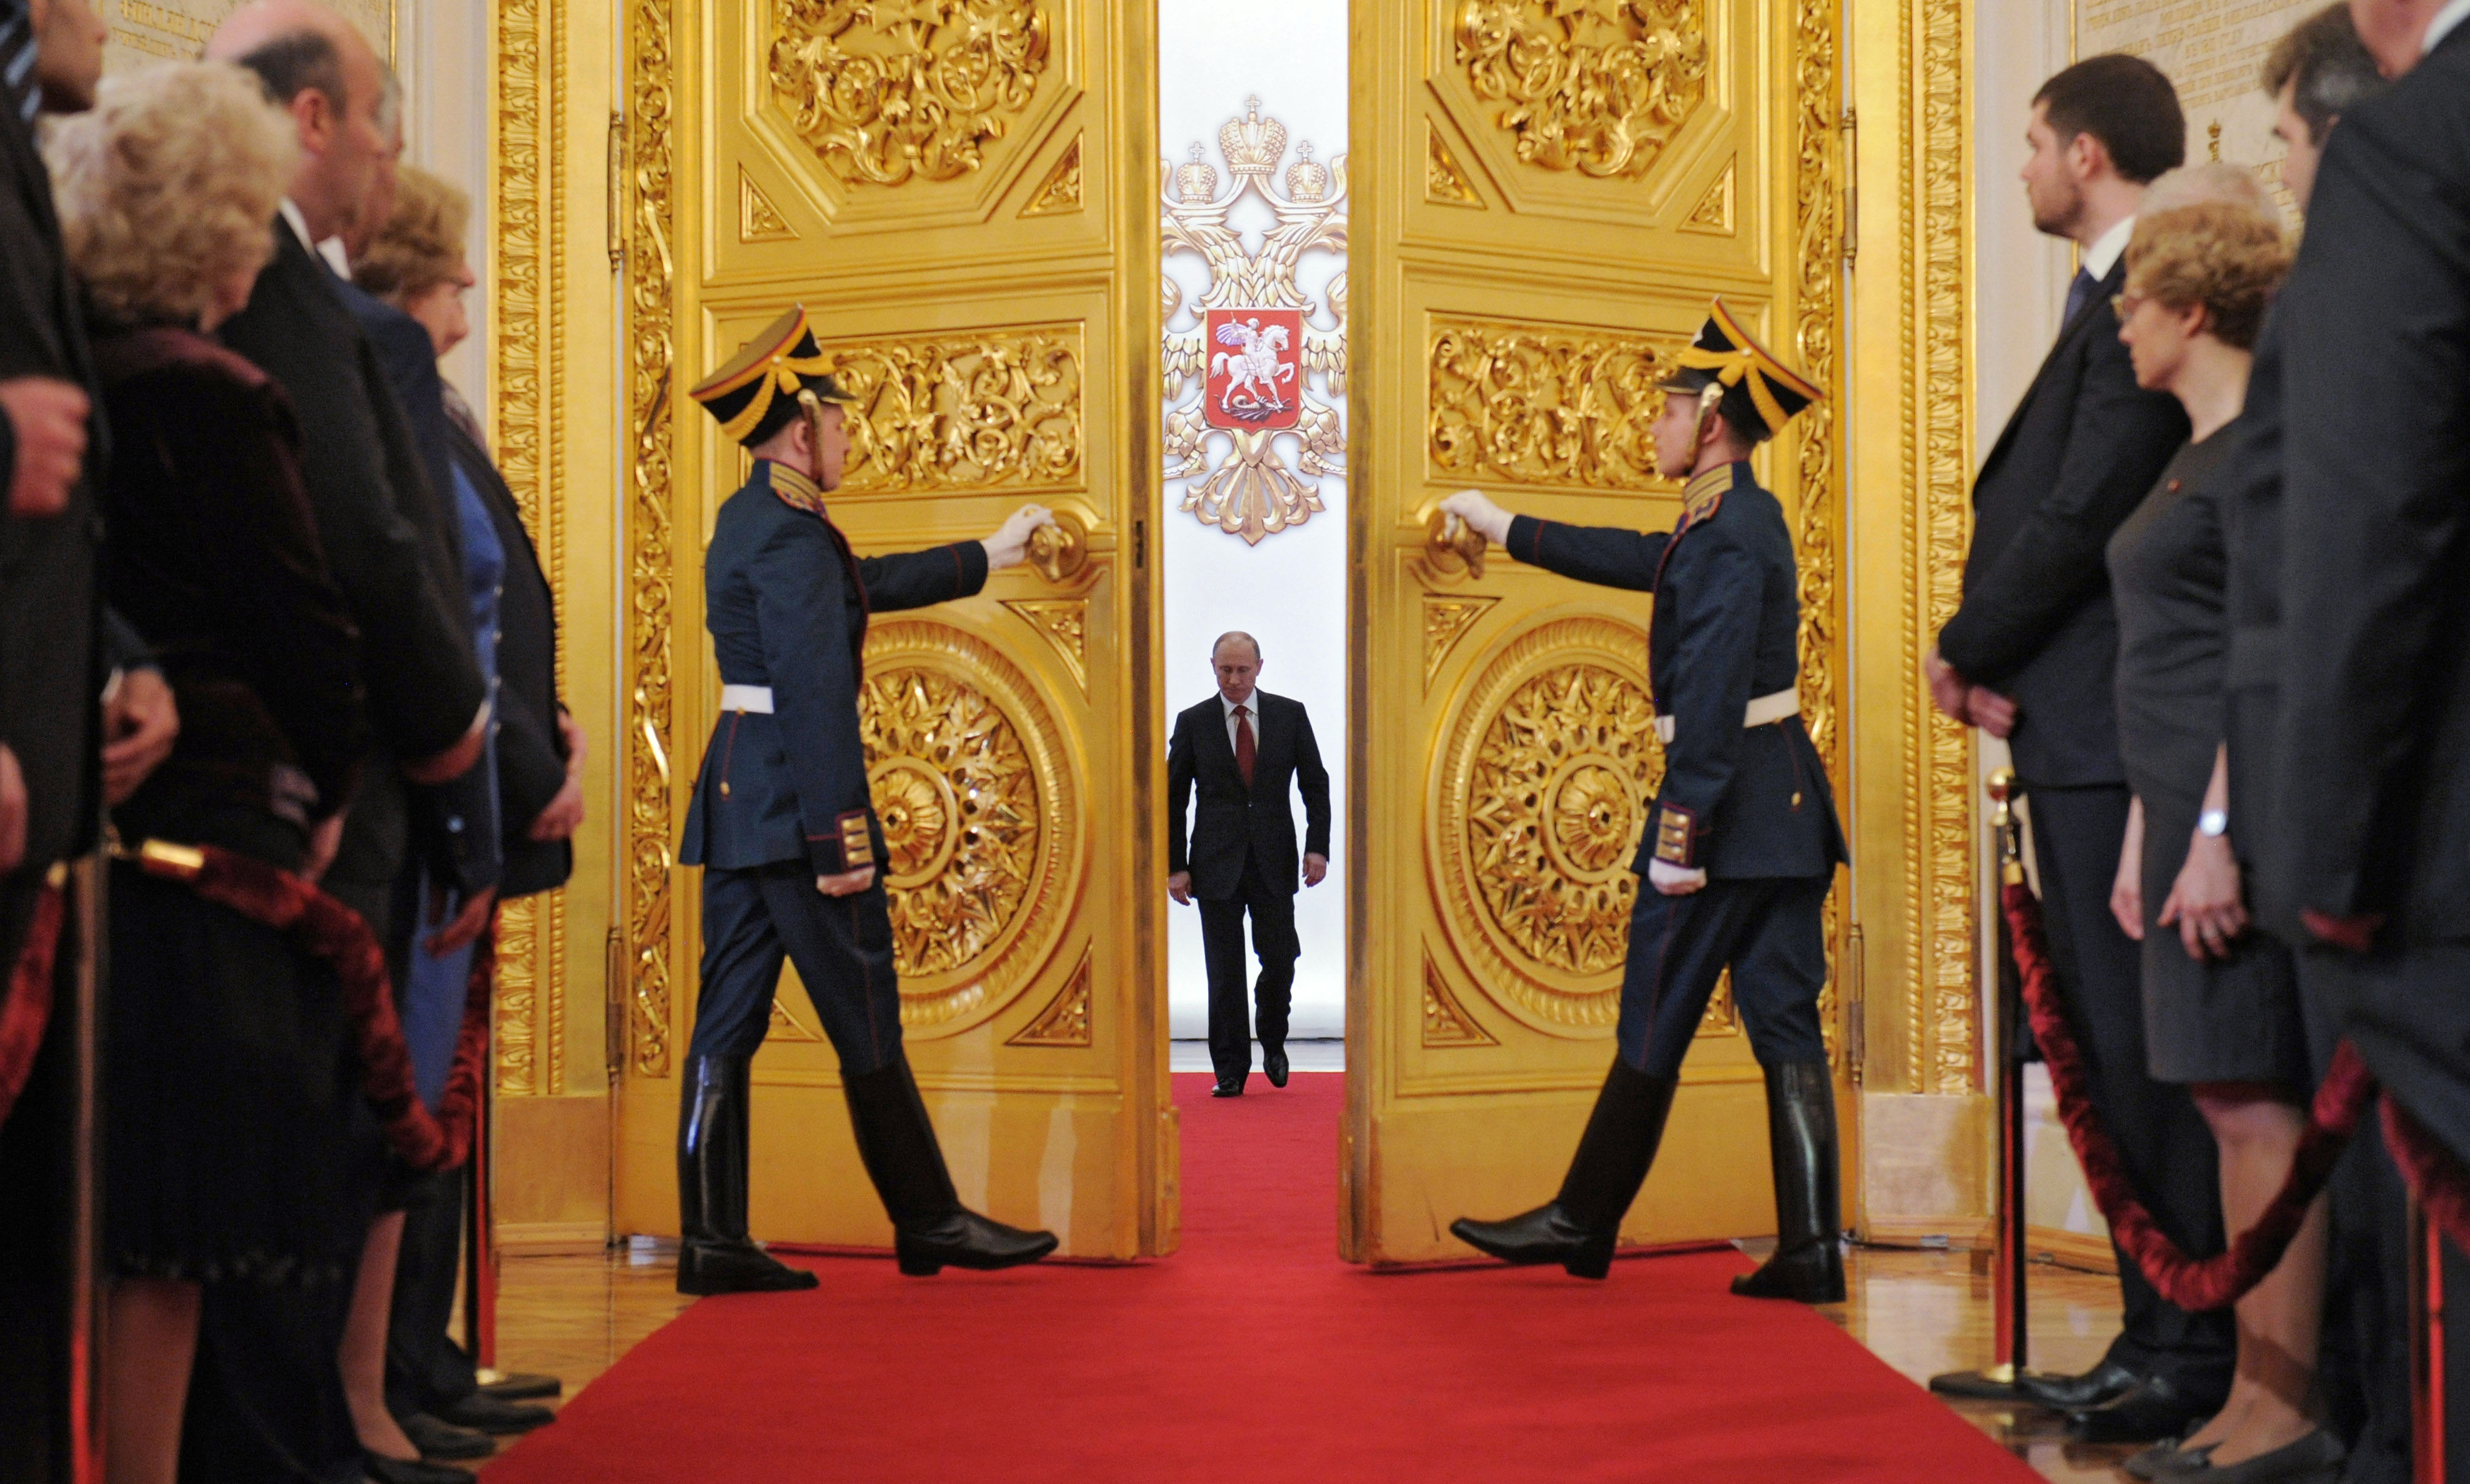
left=209, top=0, right=390, bottom=242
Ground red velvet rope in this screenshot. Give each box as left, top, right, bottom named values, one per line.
left=2003, top=879, right=2470, bottom=1308
left=131, top=843, right=493, bottom=1173
left=0, top=885, right=65, bottom=1130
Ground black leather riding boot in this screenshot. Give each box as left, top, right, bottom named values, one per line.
left=843, top=1057, right=1058, bottom=1276
left=1450, top=1057, right=1677, bottom=1279
left=1731, top=1060, right=1847, bottom=1302
left=675, top=1055, right=817, bottom=1295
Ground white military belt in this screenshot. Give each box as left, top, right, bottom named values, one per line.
left=720, top=684, right=775, bottom=714
left=1653, top=687, right=1798, bottom=745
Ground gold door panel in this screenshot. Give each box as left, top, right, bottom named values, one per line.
left=617, top=0, right=1167, bottom=1259
left=1346, top=0, right=1850, bottom=1264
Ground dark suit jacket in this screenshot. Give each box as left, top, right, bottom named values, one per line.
left=679, top=460, right=987, bottom=875
left=2274, top=23, right=2470, bottom=938
left=1938, top=256, right=2190, bottom=787
left=1506, top=462, right=1846, bottom=879
left=1165, top=689, right=1330, bottom=899
left=217, top=225, right=485, bottom=907
left=2216, top=306, right=2287, bottom=897
left=452, top=416, right=572, bottom=900
left=0, top=98, right=103, bottom=900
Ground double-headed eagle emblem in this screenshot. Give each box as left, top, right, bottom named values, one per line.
left=1164, top=97, right=1348, bottom=545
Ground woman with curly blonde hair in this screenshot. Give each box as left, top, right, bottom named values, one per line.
left=2105, top=188, right=2337, bottom=1481
left=47, top=61, right=371, bottom=1484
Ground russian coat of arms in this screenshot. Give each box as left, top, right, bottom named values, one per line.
left=1163, top=97, right=1346, bottom=545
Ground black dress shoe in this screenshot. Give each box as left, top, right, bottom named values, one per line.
left=362, top=1451, right=475, bottom=1484
left=895, top=1210, right=1060, bottom=1275
left=476, top=1371, right=562, bottom=1401
left=676, top=1240, right=820, bottom=1296
left=431, top=1391, right=555, bottom=1435
left=1263, top=1044, right=1289, bottom=1088
left=1211, top=1079, right=1244, bottom=1098
left=2016, top=1358, right=2142, bottom=1411
left=2068, top=1376, right=2219, bottom=1445
left=1449, top=1205, right=1615, bottom=1279
left=396, top=1413, right=492, bottom=1461
left=2198, top=1429, right=2345, bottom=1483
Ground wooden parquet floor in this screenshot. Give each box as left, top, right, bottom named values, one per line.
left=472, top=1242, right=2138, bottom=1481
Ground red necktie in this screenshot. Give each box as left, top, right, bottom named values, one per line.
left=1234, top=704, right=1256, bottom=786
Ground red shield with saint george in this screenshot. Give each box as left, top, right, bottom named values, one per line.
left=1203, top=307, right=1304, bottom=430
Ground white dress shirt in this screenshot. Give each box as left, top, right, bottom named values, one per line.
left=1219, top=690, right=1258, bottom=760
left=2082, top=214, right=2135, bottom=283
left=2427, top=0, right=2470, bottom=54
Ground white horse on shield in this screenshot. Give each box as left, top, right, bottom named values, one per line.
left=1211, top=317, right=1296, bottom=421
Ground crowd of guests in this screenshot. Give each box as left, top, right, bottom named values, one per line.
left=1927, top=4, right=2470, bottom=1480
left=0, top=0, right=583, bottom=1480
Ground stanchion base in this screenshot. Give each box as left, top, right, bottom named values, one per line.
left=1927, top=1364, right=2055, bottom=1401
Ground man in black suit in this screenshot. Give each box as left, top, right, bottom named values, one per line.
left=1166, top=633, right=1331, bottom=1096
left=2271, top=0, right=2470, bottom=1470
left=1928, top=56, right=2234, bottom=1441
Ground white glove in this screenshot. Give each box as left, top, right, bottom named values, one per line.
left=1647, top=859, right=1708, bottom=896
left=1438, top=488, right=1513, bottom=546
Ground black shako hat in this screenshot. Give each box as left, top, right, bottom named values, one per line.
left=688, top=306, right=855, bottom=448
left=1660, top=298, right=1824, bottom=443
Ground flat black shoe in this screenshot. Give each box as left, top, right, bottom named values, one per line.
left=1211, top=1079, right=1244, bottom=1098
left=2198, top=1429, right=2345, bottom=1483
left=2068, top=1376, right=2218, bottom=1445
left=362, top=1451, right=475, bottom=1484
left=430, top=1391, right=554, bottom=1435
left=1449, top=1204, right=1615, bottom=1279
left=2017, top=1358, right=2142, bottom=1411
left=895, top=1210, right=1059, bottom=1275
left=1729, top=1239, right=1846, bottom=1303
left=676, top=1240, right=819, bottom=1295
left=396, top=1413, right=492, bottom=1461
left=1263, top=1045, right=1289, bottom=1088
left=2123, top=1436, right=2216, bottom=1481
left=476, top=1371, right=562, bottom=1401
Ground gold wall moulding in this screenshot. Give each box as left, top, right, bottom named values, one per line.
left=1454, top=0, right=1710, bottom=180
left=1020, top=134, right=1085, bottom=216
left=1426, top=120, right=1485, bottom=207
left=1006, top=947, right=1094, bottom=1046
left=1427, top=317, right=1683, bottom=492
left=1422, top=594, right=1499, bottom=689
left=767, top=0, right=1051, bottom=188
left=825, top=325, right=1084, bottom=497
left=1420, top=951, right=1499, bottom=1046
left=1000, top=597, right=1089, bottom=693
left=857, top=620, right=1080, bottom=1033
left=740, top=168, right=797, bottom=240
left=1680, top=157, right=1734, bottom=234
left=1431, top=617, right=1663, bottom=1033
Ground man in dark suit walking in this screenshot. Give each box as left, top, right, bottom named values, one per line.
left=1927, top=56, right=2235, bottom=1443
left=1166, top=633, right=1331, bottom=1097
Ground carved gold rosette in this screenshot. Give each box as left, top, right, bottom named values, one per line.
left=858, top=620, right=1079, bottom=1032
left=767, top=0, right=1050, bottom=188
left=1454, top=0, right=1710, bottom=180
left=1430, top=616, right=1664, bottom=1033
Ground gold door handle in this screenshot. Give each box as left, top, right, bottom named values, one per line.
left=1028, top=510, right=1090, bottom=584
left=1424, top=508, right=1488, bottom=580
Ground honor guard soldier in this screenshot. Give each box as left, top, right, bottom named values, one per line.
left=676, top=308, right=1060, bottom=1294
left=1439, top=301, right=1849, bottom=1298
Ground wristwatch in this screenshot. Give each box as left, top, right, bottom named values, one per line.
left=2198, top=808, right=2230, bottom=838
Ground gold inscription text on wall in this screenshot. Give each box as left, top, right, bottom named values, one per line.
left=824, top=326, right=1083, bottom=497
left=1454, top=0, right=1710, bottom=180
left=768, top=0, right=1050, bottom=187
left=1432, top=617, right=1662, bottom=1033
left=858, top=621, right=1078, bottom=1033
left=1427, top=319, right=1681, bottom=491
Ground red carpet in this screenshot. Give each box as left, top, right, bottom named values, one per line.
left=487, top=1074, right=2038, bottom=1481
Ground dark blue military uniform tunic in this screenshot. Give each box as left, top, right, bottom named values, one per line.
left=680, top=458, right=986, bottom=1072
left=1506, top=460, right=1847, bottom=1076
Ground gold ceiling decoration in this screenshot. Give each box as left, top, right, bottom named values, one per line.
left=1162, top=97, right=1347, bottom=545
left=1454, top=0, right=1710, bottom=180
left=857, top=621, right=1078, bottom=1033
left=768, top=0, right=1050, bottom=188
left=1427, top=317, right=1682, bottom=491
left=1432, top=617, right=1663, bottom=1033
left=825, top=325, right=1083, bottom=497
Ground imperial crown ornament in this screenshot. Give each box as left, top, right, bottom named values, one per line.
left=1163, top=96, right=1347, bottom=545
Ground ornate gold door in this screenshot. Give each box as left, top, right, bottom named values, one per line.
left=1344, top=0, right=1851, bottom=1262
left=616, top=0, right=1169, bottom=1257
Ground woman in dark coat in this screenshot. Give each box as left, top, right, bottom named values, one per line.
left=46, top=61, right=368, bottom=1484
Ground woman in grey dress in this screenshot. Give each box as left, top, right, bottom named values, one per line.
left=2106, top=189, right=2330, bottom=1481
